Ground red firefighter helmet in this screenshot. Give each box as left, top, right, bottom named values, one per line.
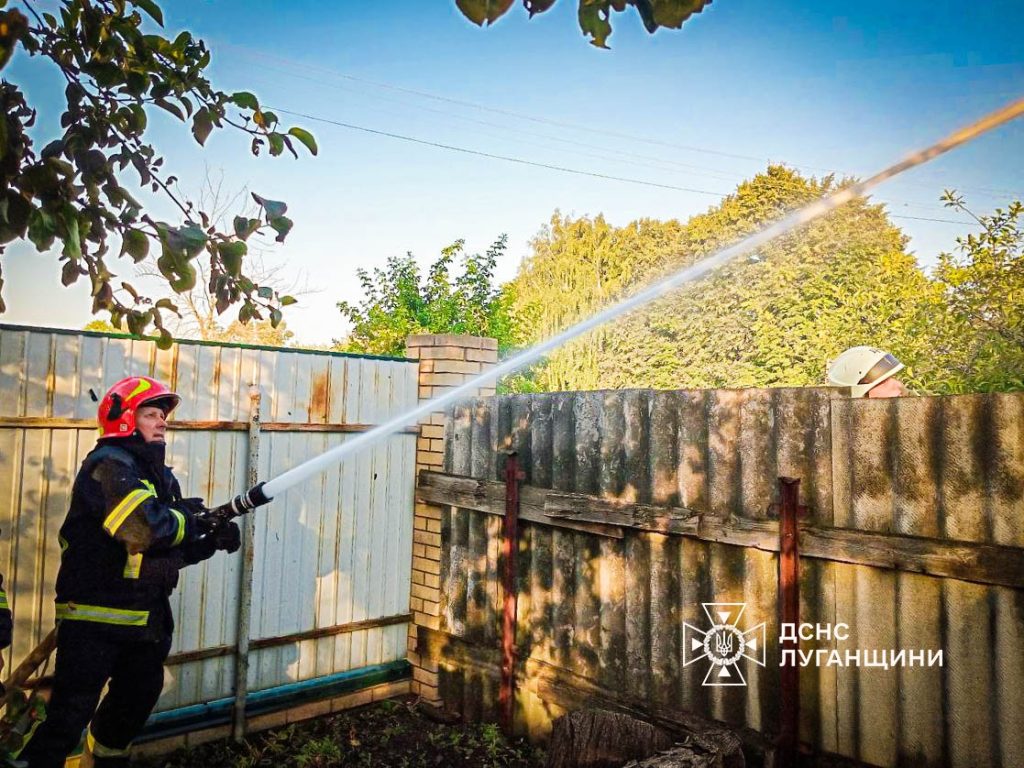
left=97, top=376, right=180, bottom=439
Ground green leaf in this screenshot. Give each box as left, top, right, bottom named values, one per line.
left=524, top=0, right=557, bottom=16
left=61, top=260, right=81, bottom=286
left=233, top=215, right=261, bottom=241
left=155, top=298, right=178, bottom=312
left=191, top=107, right=213, bottom=146
left=131, top=0, right=164, bottom=26
left=121, top=229, right=149, bottom=262
left=257, top=285, right=273, bottom=300
left=155, top=329, right=174, bottom=350
left=252, top=193, right=287, bottom=219
left=230, top=91, right=259, bottom=111
left=60, top=204, right=81, bottom=260
left=280, top=295, right=298, bottom=306
left=269, top=215, right=293, bottom=243
left=216, top=240, right=247, bottom=277
left=455, top=0, right=515, bottom=26
left=27, top=208, right=56, bottom=251
left=578, top=4, right=613, bottom=48
left=267, top=132, right=284, bottom=157
left=177, top=224, right=207, bottom=257
left=168, top=263, right=196, bottom=293
left=649, top=0, right=708, bottom=29
left=154, top=98, right=185, bottom=121
left=287, top=127, right=318, bottom=156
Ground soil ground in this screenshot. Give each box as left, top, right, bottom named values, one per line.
left=133, top=698, right=544, bottom=768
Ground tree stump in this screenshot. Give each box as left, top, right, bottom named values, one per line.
left=545, top=710, right=676, bottom=768
left=545, top=709, right=746, bottom=768
left=621, top=740, right=737, bottom=768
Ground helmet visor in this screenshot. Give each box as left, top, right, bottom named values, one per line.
left=859, top=353, right=902, bottom=387
left=141, top=394, right=180, bottom=416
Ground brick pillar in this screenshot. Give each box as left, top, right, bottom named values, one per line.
left=405, top=333, right=498, bottom=702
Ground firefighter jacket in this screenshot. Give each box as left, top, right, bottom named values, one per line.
left=53, top=436, right=215, bottom=638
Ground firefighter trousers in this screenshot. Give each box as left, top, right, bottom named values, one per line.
left=21, top=620, right=171, bottom=768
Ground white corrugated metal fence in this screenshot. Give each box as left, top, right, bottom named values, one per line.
left=0, top=325, right=417, bottom=718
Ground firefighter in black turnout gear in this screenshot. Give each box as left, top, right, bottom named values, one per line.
left=21, top=377, right=241, bottom=768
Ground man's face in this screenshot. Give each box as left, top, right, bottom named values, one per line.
left=135, top=404, right=169, bottom=443
left=867, top=377, right=907, bottom=398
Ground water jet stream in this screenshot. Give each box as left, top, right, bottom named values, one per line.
left=221, top=96, right=1024, bottom=514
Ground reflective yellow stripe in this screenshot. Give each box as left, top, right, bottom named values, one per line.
left=0, top=591, right=8, bottom=610
left=55, top=602, right=149, bottom=627
left=123, top=552, right=143, bottom=579
left=102, top=488, right=155, bottom=535
left=171, top=509, right=186, bottom=546
left=124, top=378, right=153, bottom=403
left=86, top=728, right=130, bottom=758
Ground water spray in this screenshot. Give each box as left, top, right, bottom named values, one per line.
left=200, top=96, right=1024, bottom=528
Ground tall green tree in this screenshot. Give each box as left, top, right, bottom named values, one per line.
left=509, top=166, right=941, bottom=392
left=0, top=0, right=315, bottom=346
left=507, top=212, right=688, bottom=390
left=336, top=236, right=521, bottom=357
left=923, top=192, right=1024, bottom=392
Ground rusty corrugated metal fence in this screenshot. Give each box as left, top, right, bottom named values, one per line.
left=427, top=388, right=1024, bottom=768
left=0, top=325, right=418, bottom=718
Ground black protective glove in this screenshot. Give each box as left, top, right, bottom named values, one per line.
left=212, top=521, right=242, bottom=554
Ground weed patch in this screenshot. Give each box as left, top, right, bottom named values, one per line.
left=136, top=699, right=543, bottom=768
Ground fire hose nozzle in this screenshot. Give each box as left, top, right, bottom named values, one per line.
left=201, top=482, right=273, bottom=528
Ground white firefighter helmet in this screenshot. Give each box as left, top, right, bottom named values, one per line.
left=827, top=346, right=905, bottom=398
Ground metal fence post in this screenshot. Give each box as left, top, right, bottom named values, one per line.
left=232, top=386, right=261, bottom=740
left=499, top=452, right=525, bottom=734
left=777, top=476, right=803, bottom=765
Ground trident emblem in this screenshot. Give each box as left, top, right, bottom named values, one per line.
left=683, top=603, right=766, bottom=687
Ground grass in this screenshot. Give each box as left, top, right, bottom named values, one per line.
left=135, top=698, right=543, bottom=768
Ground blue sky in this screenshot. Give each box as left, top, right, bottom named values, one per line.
left=4, top=0, right=1023, bottom=345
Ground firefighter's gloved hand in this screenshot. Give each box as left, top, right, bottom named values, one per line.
left=213, top=522, right=242, bottom=554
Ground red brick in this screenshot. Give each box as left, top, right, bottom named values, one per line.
left=412, top=556, right=440, bottom=575
left=433, top=360, right=481, bottom=375
left=466, top=348, right=498, bottom=363
left=419, top=346, right=466, bottom=360
left=421, top=372, right=465, bottom=387
left=414, top=612, right=441, bottom=630
left=406, top=334, right=439, bottom=348
left=413, top=667, right=439, bottom=688
left=415, top=503, right=443, bottom=519
left=411, top=583, right=438, bottom=600
left=413, top=530, right=442, bottom=547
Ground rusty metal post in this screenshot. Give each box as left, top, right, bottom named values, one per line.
left=499, top=452, right=525, bottom=734
left=777, top=476, right=802, bottom=765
